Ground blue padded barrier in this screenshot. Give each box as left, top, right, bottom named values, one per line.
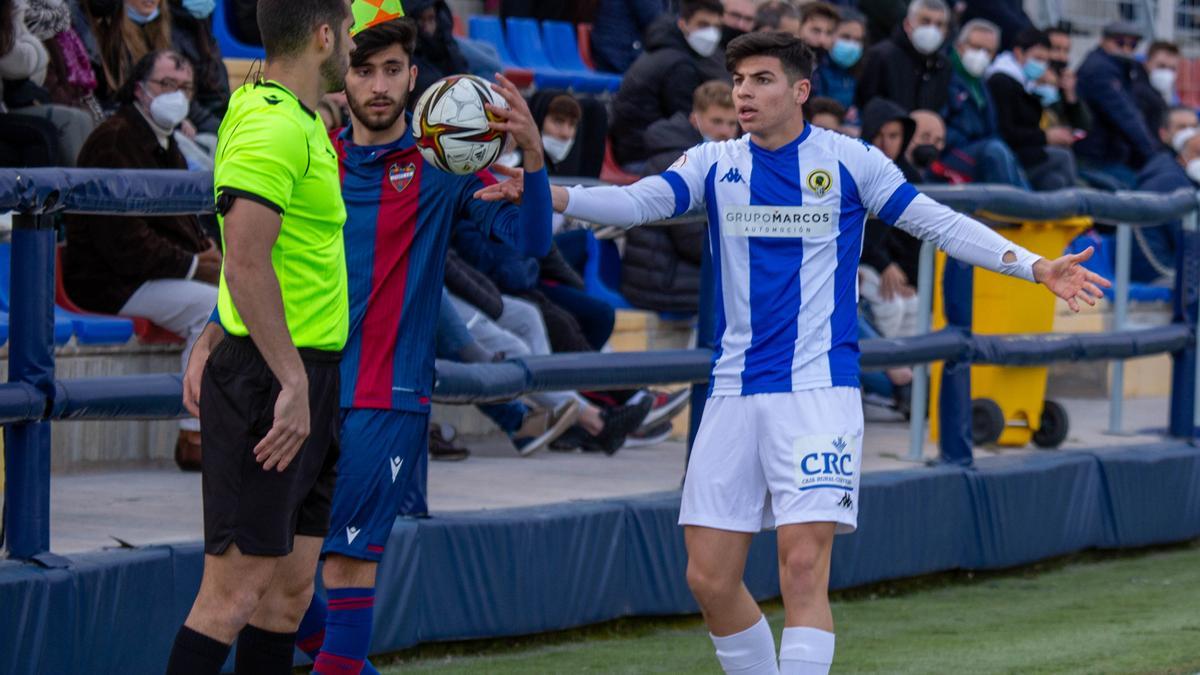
left=5, top=444, right=1200, bottom=673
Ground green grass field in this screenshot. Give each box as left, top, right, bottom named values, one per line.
left=377, top=542, right=1200, bottom=674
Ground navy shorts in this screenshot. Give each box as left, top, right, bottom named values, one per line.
left=322, top=408, right=428, bottom=561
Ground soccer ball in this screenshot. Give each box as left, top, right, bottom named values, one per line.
left=413, top=74, right=509, bottom=175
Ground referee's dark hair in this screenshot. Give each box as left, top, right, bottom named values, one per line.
left=351, top=17, right=417, bottom=67
left=725, top=31, right=816, bottom=83
left=257, top=0, right=350, bottom=59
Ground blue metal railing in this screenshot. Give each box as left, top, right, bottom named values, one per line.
left=2, top=168, right=1198, bottom=560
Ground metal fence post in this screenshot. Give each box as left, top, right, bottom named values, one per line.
left=1170, top=206, right=1199, bottom=438
left=1109, top=224, right=1132, bottom=433
left=3, top=214, right=57, bottom=559
left=939, top=258, right=974, bottom=466
left=686, top=230, right=714, bottom=470
left=907, top=241, right=936, bottom=462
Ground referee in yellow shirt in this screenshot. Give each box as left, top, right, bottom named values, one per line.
left=165, top=1, right=355, bottom=672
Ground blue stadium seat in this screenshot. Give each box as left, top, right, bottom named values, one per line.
left=504, top=18, right=614, bottom=93
left=55, top=308, right=134, bottom=346
left=582, top=229, right=632, bottom=309
left=211, top=0, right=265, bottom=60
left=1066, top=231, right=1172, bottom=303
left=0, top=311, right=9, bottom=347
left=468, top=16, right=528, bottom=73
left=0, top=243, right=73, bottom=345
left=540, top=21, right=622, bottom=92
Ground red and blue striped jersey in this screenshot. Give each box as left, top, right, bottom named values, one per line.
left=333, top=119, right=549, bottom=412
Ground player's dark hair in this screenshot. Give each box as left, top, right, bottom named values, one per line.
left=351, top=17, right=417, bottom=67
left=725, top=31, right=816, bottom=83
left=680, top=0, right=724, bottom=21
left=257, top=0, right=349, bottom=59
left=1013, top=28, right=1051, bottom=52
left=116, top=49, right=191, bottom=105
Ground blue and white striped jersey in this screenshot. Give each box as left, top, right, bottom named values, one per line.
left=565, top=124, right=1038, bottom=397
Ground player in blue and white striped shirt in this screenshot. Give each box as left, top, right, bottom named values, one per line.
left=512, top=32, right=1107, bottom=675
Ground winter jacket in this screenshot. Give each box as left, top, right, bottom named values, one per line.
left=814, top=54, right=857, bottom=112
left=959, top=0, right=1033, bottom=52
left=1132, top=60, right=1168, bottom=142
left=0, top=0, right=50, bottom=103
left=1074, top=47, right=1159, bottom=169
left=620, top=221, right=704, bottom=313
left=590, top=0, right=665, bottom=73
left=63, top=105, right=208, bottom=313
left=403, top=0, right=469, bottom=105
left=452, top=218, right=540, bottom=294
left=641, top=110, right=700, bottom=175
left=942, top=51, right=1001, bottom=152
left=443, top=248, right=504, bottom=320
left=859, top=98, right=921, bottom=284
left=609, top=14, right=727, bottom=165
left=1132, top=151, right=1189, bottom=282
left=855, top=25, right=951, bottom=113
left=170, top=0, right=229, bottom=134
left=986, top=53, right=1050, bottom=167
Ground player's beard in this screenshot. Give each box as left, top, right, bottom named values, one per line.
left=347, top=88, right=409, bottom=132
left=320, top=31, right=348, bottom=93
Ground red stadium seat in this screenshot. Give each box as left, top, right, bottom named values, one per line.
left=577, top=23, right=596, bottom=71
left=54, top=245, right=184, bottom=345
left=600, top=140, right=640, bottom=185
left=453, top=14, right=465, bottom=37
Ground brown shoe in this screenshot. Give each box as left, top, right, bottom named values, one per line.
left=174, top=430, right=202, bottom=472
left=429, top=424, right=470, bottom=461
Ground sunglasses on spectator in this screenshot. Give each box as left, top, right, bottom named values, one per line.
left=145, top=78, right=195, bottom=97
left=1112, top=36, right=1139, bottom=49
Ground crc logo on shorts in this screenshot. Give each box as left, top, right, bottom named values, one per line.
left=389, top=162, right=416, bottom=193
left=793, top=434, right=856, bottom=492
left=806, top=169, right=832, bottom=196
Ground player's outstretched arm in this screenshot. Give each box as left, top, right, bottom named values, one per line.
left=1031, top=246, right=1111, bottom=312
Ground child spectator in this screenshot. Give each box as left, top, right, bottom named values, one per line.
left=642, top=79, right=736, bottom=174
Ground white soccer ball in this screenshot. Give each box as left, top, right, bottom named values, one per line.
left=412, top=74, right=509, bottom=175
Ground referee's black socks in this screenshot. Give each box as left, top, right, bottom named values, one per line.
left=234, top=623, right=298, bottom=675
left=164, top=625, right=232, bottom=675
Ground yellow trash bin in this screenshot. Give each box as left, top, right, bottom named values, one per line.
left=928, top=217, right=1090, bottom=448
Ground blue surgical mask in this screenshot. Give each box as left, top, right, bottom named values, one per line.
left=125, top=4, right=160, bottom=24
left=1034, top=83, right=1060, bottom=106
left=182, top=0, right=215, bottom=19
left=830, top=39, right=863, bottom=68
left=1022, top=58, right=1048, bottom=82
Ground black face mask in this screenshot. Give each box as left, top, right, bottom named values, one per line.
left=1049, top=59, right=1068, bottom=74
left=722, top=25, right=747, bottom=47
left=910, top=144, right=939, bottom=168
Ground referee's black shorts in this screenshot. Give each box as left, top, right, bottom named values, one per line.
left=200, top=334, right=341, bottom=557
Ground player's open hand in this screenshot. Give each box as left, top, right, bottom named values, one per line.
left=1033, top=246, right=1112, bottom=312
left=255, top=380, right=310, bottom=472
left=473, top=164, right=524, bottom=204
left=486, top=73, right=543, bottom=167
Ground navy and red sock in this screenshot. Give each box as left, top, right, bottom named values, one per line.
left=311, top=587, right=378, bottom=675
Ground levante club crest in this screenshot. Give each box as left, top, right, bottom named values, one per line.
left=389, top=162, right=416, bottom=193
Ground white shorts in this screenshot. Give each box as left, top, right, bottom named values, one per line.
left=679, top=387, right=864, bottom=534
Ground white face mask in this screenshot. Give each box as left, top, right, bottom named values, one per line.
left=543, top=135, right=574, bottom=163
left=1150, top=67, right=1177, bottom=99
left=960, top=48, right=991, bottom=77
left=1187, top=158, right=1200, bottom=184
left=686, top=26, right=721, bottom=57
left=497, top=150, right=521, bottom=168
left=910, top=24, right=945, bottom=55
left=148, top=90, right=189, bottom=130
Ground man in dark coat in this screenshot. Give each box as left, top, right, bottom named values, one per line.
left=169, top=0, right=229, bottom=134
left=589, top=0, right=666, bottom=73
left=63, top=50, right=218, bottom=469
left=855, top=0, right=952, bottom=113
left=608, top=0, right=726, bottom=168
left=403, top=0, right=469, bottom=104
left=1074, top=21, right=1160, bottom=186
left=1131, top=131, right=1200, bottom=283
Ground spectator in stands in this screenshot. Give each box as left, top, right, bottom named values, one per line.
left=62, top=49, right=217, bottom=471
left=814, top=8, right=865, bottom=117
left=1046, top=25, right=1070, bottom=73
left=804, top=96, right=845, bottom=131
left=797, top=2, right=838, bottom=55
left=753, top=1, right=799, bottom=36
left=0, top=0, right=61, bottom=166
left=167, top=0, right=227, bottom=134
left=623, top=81, right=735, bottom=315
left=24, top=0, right=103, bottom=120
left=1160, top=105, right=1198, bottom=151
left=1131, top=128, right=1200, bottom=283
left=92, top=0, right=172, bottom=106
left=958, top=0, right=1033, bottom=52
left=906, top=108, right=955, bottom=182
left=1034, top=47, right=1092, bottom=138
left=404, top=0, right=468, bottom=104
left=1075, top=21, right=1160, bottom=187
left=642, top=79, right=736, bottom=174
left=529, top=91, right=582, bottom=175
left=610, top=0, right=726, bottom=171
left=940, top=18, right=1029, bottom=187
left=720, top=0, right=757, bottom=49
left=987, top=28, right=1079, bottom=190
left=855, top=0, right=951, bottom=113
left=590, top=0, right=665, bottom=73
left=858, top=0, right=905, bottom=45
left=1137, top=40, right=1180, bottom=135
left=1, top=0, right=95, bottom=165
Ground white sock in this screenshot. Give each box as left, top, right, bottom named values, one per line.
left=779, top=626, right=835, bottom=675
left=710, top=615, right=779, bottom=675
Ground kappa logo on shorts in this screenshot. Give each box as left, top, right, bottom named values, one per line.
left=838, top=493, right=854, bottom=510
left=390, top=457, right=404, bottom=483
left=346, top=526, right=361, bottom=544
left=793, top=434, right=856, bottom=492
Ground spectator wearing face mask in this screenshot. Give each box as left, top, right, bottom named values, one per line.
left=940, top=18, right=1028, bottom=187
left=1159, top=105, right=1198, bottom=153
left=1032, top=35, right=1092, bottom=138
left=1131, top=129, right=1200, bottom=283
left=986, top=28, right=1079, bottom=190
left=609, top=0, right=727, bottom=171
left=623, top=81, right=737, bottom=314
left=856, top=0, right=951, bottom=113
left=814, top=9, right=866, bottom=118
left=167, top=0, right=226, bottom=134
left=1137, top=41, right=1179, bottom=131
left=92, top=0, right=172, bottom=107
left=752, top=1, right=799, bottom=36
left=1074, top=21, right=1159, bottom=187
left=906, top=108, right=962, bottom=183
left=63, top=49, right=218, bottom=471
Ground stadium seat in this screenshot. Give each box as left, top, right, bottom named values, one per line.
left=0, top=311, right=8, bottom=347
left=1066, top=231, right=1172, bottom=303
left=465, top=15, right=538, bottom=89
left=211, top=0, right=265, bottom=60
left=600, top=141, right=641, bottom=185
left=50, top=247, right=135, bottom=345
left=541, top=21, right=621, bottom=92
left=582, top=229, right=632, bottom=309
left=0, top=243, right=73, bottom=345
left=504, top=18, right=616, bottom=93
left=576, top=23, right=596, bottom=70
left=453, top=14, right=465, bottom=37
